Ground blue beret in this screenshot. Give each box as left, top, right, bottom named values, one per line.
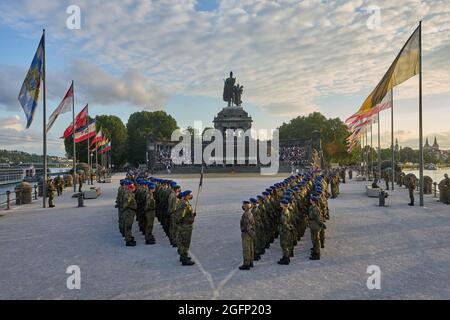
left=250, top=198, right=257, bottom=204
left=281, top=199, right=289, bottom=205
left=148, top=183, right=156, bottom=190
left=243, top=200, right=250, bottom=205
left=257, top=195, right=264, bottom=200
left=263, top=191, right=269, bottom=196
left=170, top=181, right=178, bottom=187
left=183, top=190, right=192, bottom=197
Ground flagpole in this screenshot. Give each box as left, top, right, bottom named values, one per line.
left=391, top=88, right=395, bottom=190
left=42, top=29, right=47, bottom=208
left=87, top=107, right=90, bottom=185
left=377, top=111, right=381, bottom=180
left=371, top=122, right=374, bottom=180
left=72, top=81, right=76, bottom=193
left=418, top=21, right=424, bottom=206
left=95, top=141, right=99, bottom=182
left=194, top=165, right=204, bottom=213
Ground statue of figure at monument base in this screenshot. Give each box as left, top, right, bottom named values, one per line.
left=223, top=71, right=244, bottom=107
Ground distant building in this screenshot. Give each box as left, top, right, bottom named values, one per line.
left=424, top=136, right=447, bottom=162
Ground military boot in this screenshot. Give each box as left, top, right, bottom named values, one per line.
left=181, top=258, right=195, bottom=266
left=277, top=256, right=290, bottom=265
left=145, top=239, right=155, bottom=245
left=125, top=240, right=136, bottom=247
left=239, top=264, right=250, bottom=270
left=309, top=253, right=320, bottom=260
left=290, top=249, right=294, bottom=257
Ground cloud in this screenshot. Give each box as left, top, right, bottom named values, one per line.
left=68, top=60, right=167, bottom=109
left=0, top=0, right=449, bottom=120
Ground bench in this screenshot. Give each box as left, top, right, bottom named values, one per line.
left=83, top=187, right=102, bottom=199
left=366, top=185, right=381, bottom=198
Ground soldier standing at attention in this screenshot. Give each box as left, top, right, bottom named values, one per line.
left=47, top=176, right=56, bottom=208
left=168, top=182, right=181, bottom=247
left=175, top=190, right=196, bottom=266
left=78, top=172, right=84, bottom=193
left=250, top=198, right=263, bottom=261
left=309, top=195, right=322, bottom=260
left=123, top=183, right=137, bottom=247
left=278, top=198, right=293, bottom=265
left=408, top=177, right=417, bottom=206
left=115, top=180, right=126, bottom=237
left=239, top=200, right=255, bottom=270
left=144, top=182, right=157, bottom=245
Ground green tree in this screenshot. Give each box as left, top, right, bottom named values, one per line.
left=278, top=112, right=357, bottom=165
left=95, top=115, right=128, bottom=167
left=126, top=111, right=178, bottom=166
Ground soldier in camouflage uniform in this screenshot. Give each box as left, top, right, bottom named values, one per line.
left=308, top=194, right=323, bottom=260
left=123, top=183, right=137, bottom=246
left=278, top=198, right=293, bottom=265
left=167, top=182, right=181, bottom=247
left=250, top=198, right=263, bottom=261
left=55, top=175, right=63, bottom=196
left=239, top=200, right=255, bottom=270
left=135, top=180, right=147, bottom=234
left=46, top=177, right=56, bottom=208
left=144, top=182, right=157, bottom=245
left=115, top=179, right=126, bottom=236
left=175, top=190, right=196, bottom=266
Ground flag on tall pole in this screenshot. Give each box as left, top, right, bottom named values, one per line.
left=72, top=81, right=76, bottom=192
left=46, top=82, right=73, bottom=134
left=18, top=33, right=44, bottom=129
left=62, top=105, right=88, bottom=138
left=74, top=120, right=96, bottom=143
left=418, top=21, right=424, bottom=206
left=42, top=29, right=47, bottom=208
left=347, top=25, right=420, bottom=123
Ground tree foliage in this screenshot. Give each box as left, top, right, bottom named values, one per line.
left=126, top=111, right=178, bottom=166
left=95, top=115, right=128, bottom=167
left=278, top=112, right=359, bottom=165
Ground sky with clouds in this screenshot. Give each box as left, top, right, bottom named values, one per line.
left=0, top=0, right=449, bottom=157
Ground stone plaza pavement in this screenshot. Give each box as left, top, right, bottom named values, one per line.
left=0, top=174, right=449, bottom=300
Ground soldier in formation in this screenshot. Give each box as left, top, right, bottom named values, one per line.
left=115, top=175, right=195, bottom=265
left=239, top=171, right=335, bottom=269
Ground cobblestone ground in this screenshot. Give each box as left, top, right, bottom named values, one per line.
left=0, top=175, right=449, bottom=300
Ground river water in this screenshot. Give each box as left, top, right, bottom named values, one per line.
left=0, top=168, right=69, bottom=206
left=403, top=168, right=450, bottom=183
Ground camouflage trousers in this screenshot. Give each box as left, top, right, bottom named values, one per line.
left=145, top=210, right=155, bottom=241
left=409, top=188, right=415, bottom=204
left=177, top=225, right=193, bottom=259
left=299, top=215, right=307, bottom=238
left=169, top=211, right=177, bottom=244
left=320, top=228, right=325, bottom=247
left=118, top=208, right=124, bottom=235
left=123, top=210, right=136, bottom=242
left=242, top=233, right=254, bottom=266
left=280, top=231, right=292, bottom=258
left=310, top=228, right=320, bottom=255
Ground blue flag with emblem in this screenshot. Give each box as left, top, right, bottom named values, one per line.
left=18, top=33, right=44, bottom=129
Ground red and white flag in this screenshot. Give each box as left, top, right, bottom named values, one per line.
left=47, top=82, right=73, bottom=134
left=74, top=120, right=96, bottom=143
left=62, top=104, right=88, bottom=139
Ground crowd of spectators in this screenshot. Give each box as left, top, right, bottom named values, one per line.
left=279, top=146, right=309, bottom=166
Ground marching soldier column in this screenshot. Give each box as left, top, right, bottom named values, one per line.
left=115, top=171, right=197, bottom=266
left=238, top=170, right=340, bottom=269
